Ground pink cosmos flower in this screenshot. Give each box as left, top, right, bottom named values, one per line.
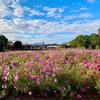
left=2, top=76, right=7, bottom=82
left=40, top=68, right=46, bottom=74
left=14, top=86, right=18, bottom=90
left=45, top=80, right=48, bottom=83
left=77, top=94, right=82, bottom=99
left=2, top=84, right=7, bottom=89
left=30, top=75, right=36, bottom=80
left=52, top=73, right=56, bottom=77
left=93, top=71, right=97, bottom=74
left=4, top=70, right=9, bottom=76
left=67, top=80, right=70, bottom=83
left=46, top=87, right=50, bottom=91
left=58, top=86, right=61, bottom=90
left=84, top=60, right=88, bottom=64
left=76, top=85, right=79, bottom=89
left=86, top=86, right=90, bottom=89
left=14, top=76, right=19, bottom=83
left=37, top=79, right=41, bottom=85
left=28, top=82, right=31, bottom=86
left=54, top=90, right=57, bottom=93
left=81, top=88, right=86, bottom=92
left=85, top=63, right=91, bottom=68
left=24, top=60, right=31, bottom=66
left=29, top=91, right=32, bottom=95
left=54, top=79, right=58, bottom=83
left=61, top=87, right=66, bottom=91
left=34, top=55, right=39, bottom=60
left=74, top=79, right=77, bottom=83
left=81, top=71, right=87, bottom=75
left=70, top=93, right=74, bottom=97
left=16, top=72, right=20, bottom=76
left=82, top=80, right=86, bottom=84
left=44, top=93, right=47, bottom=96
left=97, top=52, right=100, bottom=57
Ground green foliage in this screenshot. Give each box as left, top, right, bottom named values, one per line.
left=69, top=40, right=77, bottom=48
left=75, top=35, right=84, bottom=47
left=7, top=41, right=13, bottom=46
left=95, top=77, right=100, bottom=93
left=0, top=35, right=8, bottom=51
left=98, top=28, right=100, bottom=36
left=13, top=41, right=23, bottom=49
left=83, top=35, right=91, bottom=48
left=0, top=49, right=100, bottom=99
left=59, top=43, right=68, bottom=48
left=90, top=33, right=100, bottom=49
left=69, top=33, right=100, bottom=49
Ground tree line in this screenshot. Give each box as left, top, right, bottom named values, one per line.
left=0, top=28, right=100, bottom=51
left=0, top=35, right=23, bottom=51
left=60, top=29, right=100, bottom=49
left=69, top=33, right=100, bottom=49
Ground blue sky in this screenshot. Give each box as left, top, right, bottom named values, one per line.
left=0, top=0, right=100, bottom=44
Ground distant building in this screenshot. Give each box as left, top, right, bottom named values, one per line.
left=45, top=43, right=59, bottom=49
left=23, top=44, right=33, bottom=49
left=33, top=43, right=43, bottom=47
left=7, top=42, right=59, bottom=50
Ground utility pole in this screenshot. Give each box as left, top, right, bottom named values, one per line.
left=42, top=41, right=45, bottom=49
left=98, top=28, right=100, bottom=36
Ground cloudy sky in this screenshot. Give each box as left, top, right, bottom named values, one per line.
left=0, top=0, right=100, bottom=44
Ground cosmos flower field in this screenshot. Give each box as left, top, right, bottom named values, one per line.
left=0, top=49, right=100, bottom=99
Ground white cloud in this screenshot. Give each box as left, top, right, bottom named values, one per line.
left=10, top=1, right=24, bottom=18
left=2, top=0, right=11, bottom=4
left=1, top=16, right=100, bottom=43
left=43, top=6, right=64, bottom=18
left=64, top=12, right=92, bottom=20
left=80, top=7, right=88, bottom=11
left=0, top=0, right=100, bottom=44
left=15, top=0, right=19, bottom=3
left=29, top=9, right=44, bottom=16
left=0, top=0, right=26, bottom=18
left=3, top=32, right=34, bottom=44
left=72, top=7, right=89, bottom=12
left=6, top=1, right=45, bottom=18
left=0, top=0, right=12, bottom=18
left=78, top=13, right=92, bottom=18
left=87, top=0, right=96, bottom=3
left=31, top=34, right=75, bottom=44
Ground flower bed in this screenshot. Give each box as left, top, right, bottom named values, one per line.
left=0, top=49, right=100, bottom=99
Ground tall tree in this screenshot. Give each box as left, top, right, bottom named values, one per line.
left=7, top=41, right=13, bottom=50
left=75, top=35, right=84, bottom=47
left=59, top=43, right=68, bottom=48
left=83, top=35, right=91, bottom=48
left=69, top=40, right=77, bottom=48
left=13, top=41, right=23, bottom=49
left=90, top=33, right=100, bottom=49
left=0, top=35, right=8, bottom=51
left=98, top=28, right=100, bottom=36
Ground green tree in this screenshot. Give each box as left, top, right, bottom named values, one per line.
left=7, top=41, right=13, bottom=50
left=59, top=43, right=68, bottom=48
left=0, top=35, right=8, bottom=51
left=69, top=40, right=77, bottom=48
left=75, top=35, right=84, bottom=47
left=13, top=41, right=23, bottom=49
left=98, top=28, right=100, bottom=36
left=90, top=33, right=100, bottom=49
left=83, top=35, right=91, bottom=48
left=8, top=41, right=13, bottom=45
